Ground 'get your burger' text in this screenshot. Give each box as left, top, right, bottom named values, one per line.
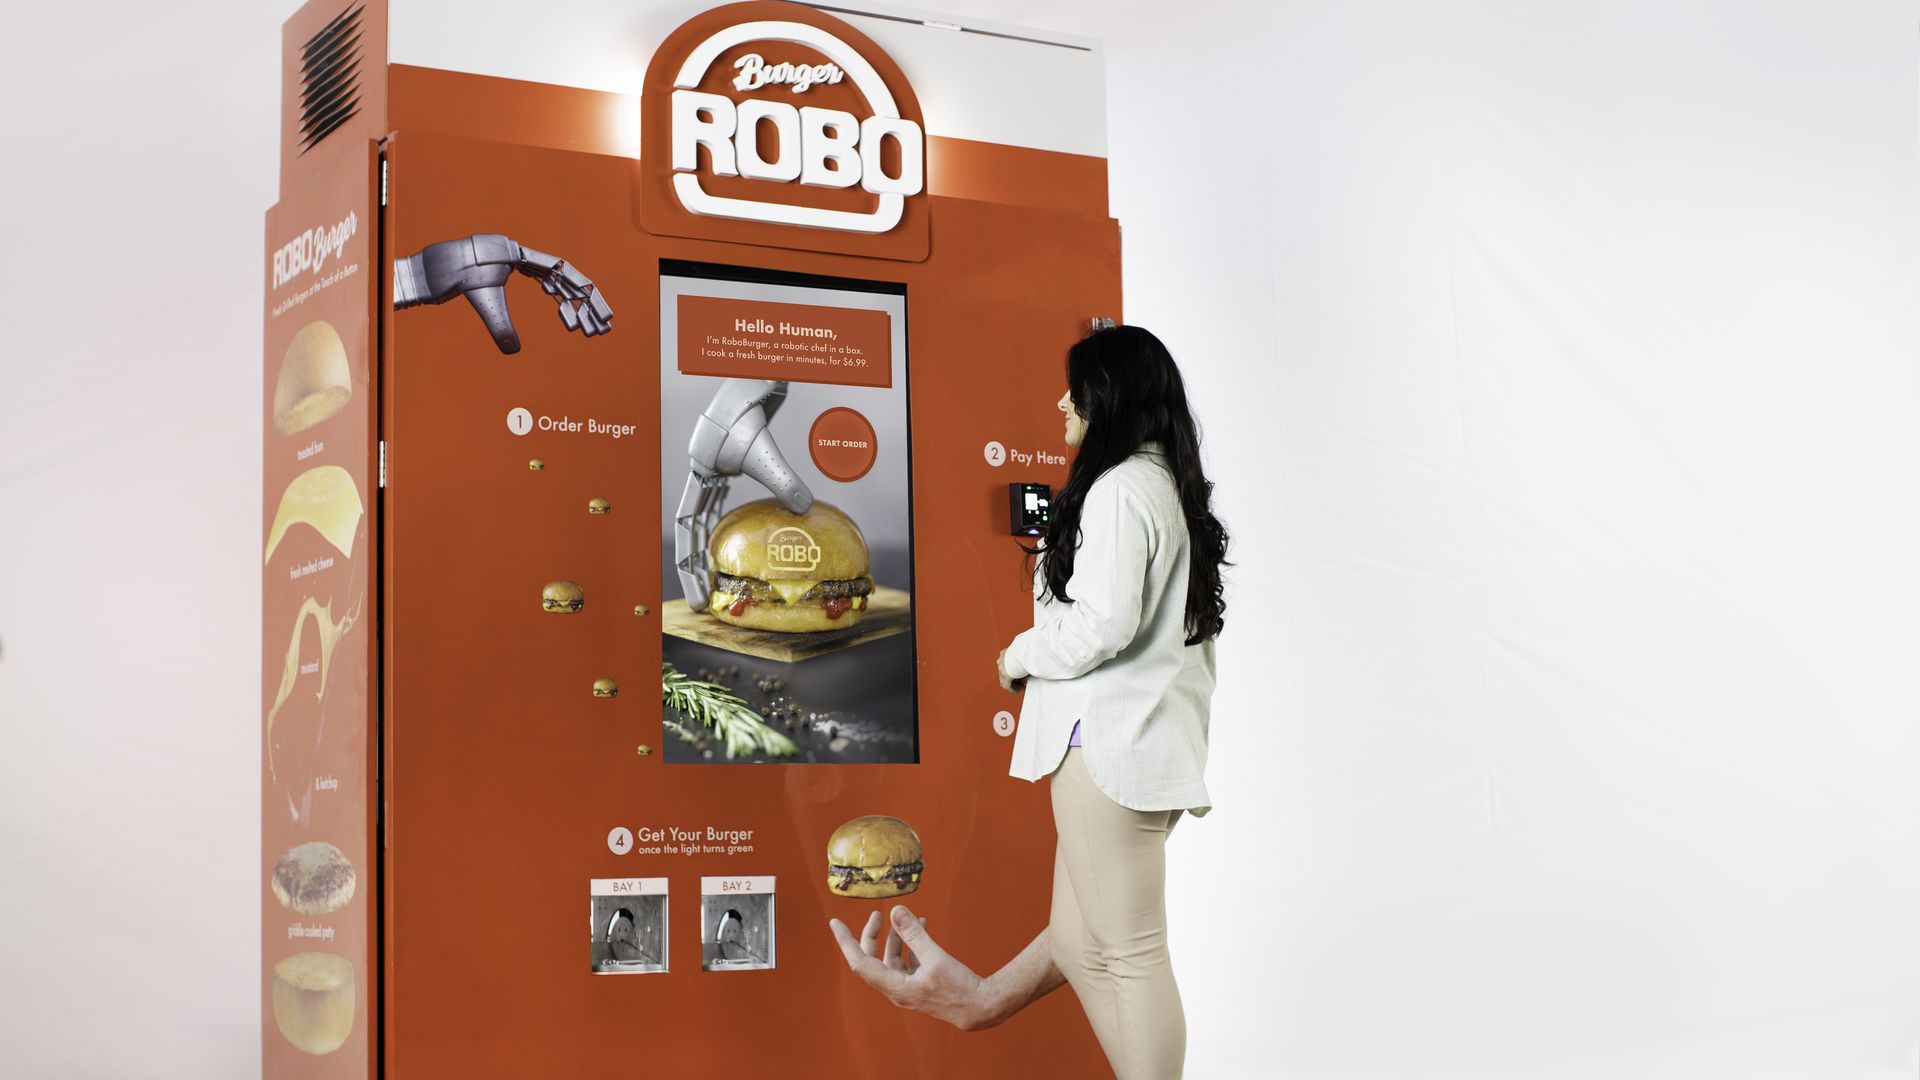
left=639, top=825, right=755, bottom=845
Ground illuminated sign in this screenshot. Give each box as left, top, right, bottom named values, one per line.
left=640, top=3, right=930, bottom=259
left=670, top=22, right=924, bottom=232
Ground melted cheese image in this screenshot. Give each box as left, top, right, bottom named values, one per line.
left=264, top=466, right=363, bottom=564
left=766, top=579, right=816, bottom=606
left=708, top=589, right=736, bottom=612
left=271, top=951, right=355, bottom=1055
left=266, top=593, right=362, bottom=785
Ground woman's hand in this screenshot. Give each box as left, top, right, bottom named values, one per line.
left=996, top=650, right=1026, bottom=694
left=828, top=907, right=1000, bottom=1031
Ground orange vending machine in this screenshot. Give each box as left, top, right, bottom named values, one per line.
left=261, top=2, right=1120, bottom=1074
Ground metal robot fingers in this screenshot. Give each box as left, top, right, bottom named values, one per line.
left=516, top=244, right=613, bottom=338
left=392, top=233, right=614, bottom=354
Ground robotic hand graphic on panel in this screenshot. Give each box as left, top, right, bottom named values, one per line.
left=393, top=233, right=613, bottom=354
left=674, top=378, right=815, bottom=612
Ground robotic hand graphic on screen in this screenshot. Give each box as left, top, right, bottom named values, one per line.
left=674, top=378, right=816, bottom=612
left=392, top=233, right=613, bottom=354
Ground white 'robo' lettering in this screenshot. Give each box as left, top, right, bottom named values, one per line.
left=667, top=21, right=924, bottom=233
left=673, top=91, right=922, bottom=196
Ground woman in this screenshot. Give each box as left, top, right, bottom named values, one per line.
left=829, top=325, right=1229, bottom=1080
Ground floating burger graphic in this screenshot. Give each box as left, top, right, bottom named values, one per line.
left=640, top=2, right=930, bottom=260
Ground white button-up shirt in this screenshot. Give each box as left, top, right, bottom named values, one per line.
left=1002, top=441, right=1216, bottom=816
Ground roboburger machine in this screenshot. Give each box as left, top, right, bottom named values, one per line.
left=262, top=1, right=1120, bottom=1074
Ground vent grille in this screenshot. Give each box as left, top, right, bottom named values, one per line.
left=297, top=4, right=364, bottom=155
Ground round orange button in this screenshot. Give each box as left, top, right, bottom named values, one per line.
left=808, top=407, right=878, bottom=482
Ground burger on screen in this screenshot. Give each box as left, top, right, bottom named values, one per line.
left=706, top=499, right=874, bottom=633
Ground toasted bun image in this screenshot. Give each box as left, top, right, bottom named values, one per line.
left=827, top=815, right=923, bottom=898
left=271, top=841, right=357, bottom=916
left=272, top=321, right=352, bottom=435
left=271, top=951, right=355, bottom=1055
left=707, top=499, right=874, bottom=633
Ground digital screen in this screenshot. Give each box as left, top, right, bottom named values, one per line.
left=658, top=263, right=916, bottom=764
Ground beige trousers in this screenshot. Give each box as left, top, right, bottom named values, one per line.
left=1047, top=747, right=1186, bottom=1079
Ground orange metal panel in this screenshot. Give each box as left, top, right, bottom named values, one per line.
left=379, top=127, right=1120, bottom=1077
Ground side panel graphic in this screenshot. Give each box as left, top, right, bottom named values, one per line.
left=261, top=138, right=379, bottom=1080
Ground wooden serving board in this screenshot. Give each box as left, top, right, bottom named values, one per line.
left=661, top=586, right=912, bottom=662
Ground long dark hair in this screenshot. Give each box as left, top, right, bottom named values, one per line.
left=1022, top=325, right=1229, bottom=645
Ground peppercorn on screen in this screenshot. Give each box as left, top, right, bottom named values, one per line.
left=657, top=265, right=917, bottom=764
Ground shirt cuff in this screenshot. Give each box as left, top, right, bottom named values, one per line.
left=1001, top=638, right=1031, bottom=680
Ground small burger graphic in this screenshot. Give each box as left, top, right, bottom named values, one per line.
left=827, top=815, right=922, bottom=898
left=542, top=580, right=585, bottom=614
left=707, top=499, right=873, bottom=633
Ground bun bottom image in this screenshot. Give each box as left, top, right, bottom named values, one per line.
left=271, top=951, right=355, bottom=1054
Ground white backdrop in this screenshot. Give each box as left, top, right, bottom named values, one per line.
left=2, top=1, right=1917, bottom=1077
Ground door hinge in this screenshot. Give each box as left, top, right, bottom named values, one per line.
left=380, top=158, right=388, bottom=207
left=379, top=440, right=387, bottom=489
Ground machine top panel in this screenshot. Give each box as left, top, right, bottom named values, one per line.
left=385, top=0, right=1108, bottom=156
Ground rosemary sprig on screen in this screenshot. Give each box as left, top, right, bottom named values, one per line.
left=661, top=662, right=798, bottom=759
